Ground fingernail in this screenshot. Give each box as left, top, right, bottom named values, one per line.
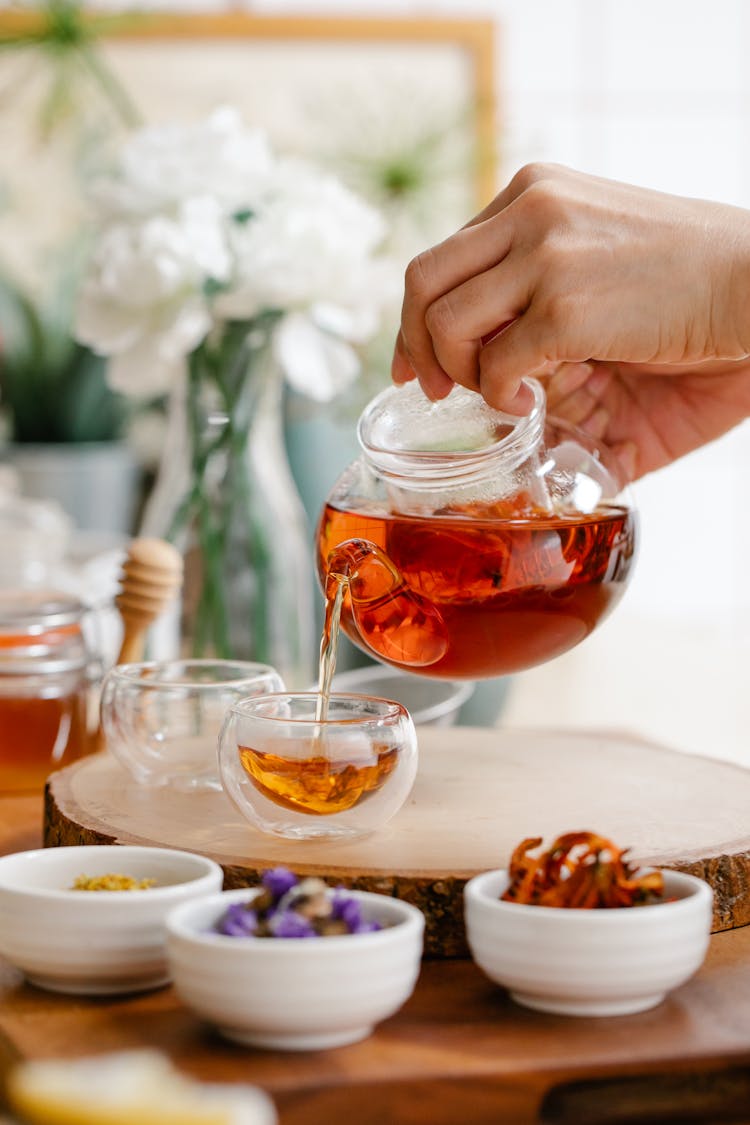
left=421, top=372, right=454, bottom=401
left=391, top=348, right=416, bottom=385
left=503, top=382, right=535, bottom=416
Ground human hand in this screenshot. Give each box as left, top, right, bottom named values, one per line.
left=542, top=357, right=750, bottom=481
left=392, top=163, right=750, bottom=477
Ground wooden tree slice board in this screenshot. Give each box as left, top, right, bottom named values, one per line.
left=45, top=727, right=750, bottom=957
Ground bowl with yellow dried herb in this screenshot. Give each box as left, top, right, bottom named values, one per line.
left=165, top=867, right=424, bottom=1050
left=0, top=845, right=223, bottom=995
left=464, top=831, right=713, bottom=1017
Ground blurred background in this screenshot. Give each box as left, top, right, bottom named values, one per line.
left=0, top=0, right=747, bottom=765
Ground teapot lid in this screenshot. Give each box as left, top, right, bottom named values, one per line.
left=357, top=379, right=546, bottom=483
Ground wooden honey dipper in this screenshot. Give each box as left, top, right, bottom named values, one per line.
left=114, top=537, right=184, bottom=664
left=93, top=538, right=183, bottom=752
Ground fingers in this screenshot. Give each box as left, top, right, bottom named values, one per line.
left=391, top=162, right=576, bottom=404
left=462, top=161, right=570, bottom=228
left=545, top=367, right=612, bottom=427
left=391, top=331, right=415, bottom=384
left=395, top=215, right=517, bottom=400
left=476, top=311, right=563, bottom=412
left=545, top=362, right=596, bottom=409
left=544, top=362, right=641, bottom=484
left=424, top=258, right=533, bottom=393
left=611, top=440, right=639, bottom=483
left=392, top=329, right=453, bottom=399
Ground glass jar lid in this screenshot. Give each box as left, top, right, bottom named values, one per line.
left=0, top=589, right=88, bottom=674
left=0, top=590, right=86, bottom=633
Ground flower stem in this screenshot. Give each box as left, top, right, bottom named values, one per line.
left=218, top=324, right=278, bottom=664
left=167, top=317, right=285, bottom=662
left=185, top=346, right=231, bottom=658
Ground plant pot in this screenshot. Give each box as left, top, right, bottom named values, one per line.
left=1, top=441, right=142, bottom=534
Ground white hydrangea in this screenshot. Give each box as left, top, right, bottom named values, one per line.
left=215, top=158, right=388, bottom=317
left=76, top=197, right=230, bottom=395
left=89, top=107, right=275, bottom=220
left=76, top=109, right=396, bottom=402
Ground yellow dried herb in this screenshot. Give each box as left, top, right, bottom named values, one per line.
left=71, top=873, right=157, bottom=892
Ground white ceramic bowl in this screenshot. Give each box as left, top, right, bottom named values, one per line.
left=327, top=665, right=475, bottom=727
left=166, top=888, right=424, bottom=1050
left=464, top=868, right=713, bottom=1017
left=0, top=846, right=224, bottom=995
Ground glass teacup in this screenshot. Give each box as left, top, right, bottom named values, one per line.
left=218, top=692, right=418, bottom=840
left=101, top=659, right=285, bottom=792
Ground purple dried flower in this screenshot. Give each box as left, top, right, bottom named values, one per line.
left=216, top=873, right=386, bottom=939
left=217, top=903, right=258, bottom=938
left=262, top=867, right=298, bottom=901
left=268, top=910, right=317, bottom=939
left=332, top=889, right=382, bottom=935
left=332, top=891, right=361, bottom=928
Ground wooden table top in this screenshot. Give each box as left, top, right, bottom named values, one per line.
left=3, top=792, right=750, bottom=1124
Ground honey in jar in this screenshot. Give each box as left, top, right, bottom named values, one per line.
left=0, top=590, right=92, bottom=794
left=316, top=379, right=637, bottom=680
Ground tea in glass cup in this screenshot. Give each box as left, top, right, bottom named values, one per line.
left=218, top=692, right=418, bottom=840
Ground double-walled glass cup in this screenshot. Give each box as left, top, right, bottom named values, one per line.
left=218, top=692, right=418, bottom=840
left=101, top=659, right=285, bottom=792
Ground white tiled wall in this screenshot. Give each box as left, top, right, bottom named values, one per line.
left=24, top=0, right=750, bottom=761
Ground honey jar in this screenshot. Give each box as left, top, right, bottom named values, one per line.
left=0, top=590, right=93, bottom=794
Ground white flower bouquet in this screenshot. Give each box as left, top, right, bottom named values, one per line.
left=75, top=108, right=398, bottom=674
left=76, top=106, right=396, bottom=401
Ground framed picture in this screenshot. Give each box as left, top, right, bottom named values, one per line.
left=0, top=10, right=497, bottom=286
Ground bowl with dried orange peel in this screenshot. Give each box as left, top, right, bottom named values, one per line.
left=463, top=831, right=713, bottom=1016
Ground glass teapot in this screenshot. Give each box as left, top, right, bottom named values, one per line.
left=315, top=379, right=636, bottom=680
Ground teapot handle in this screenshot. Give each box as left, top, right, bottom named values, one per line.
left=325, top=538, right=448, bottom=668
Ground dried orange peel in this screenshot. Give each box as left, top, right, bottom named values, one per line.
left=500, top=831, right=665, bottom=909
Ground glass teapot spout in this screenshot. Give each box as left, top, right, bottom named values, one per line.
left=325, top=538, right=448, bottom=668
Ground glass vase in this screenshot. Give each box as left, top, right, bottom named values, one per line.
left=140, top=327, right=315, bottom=689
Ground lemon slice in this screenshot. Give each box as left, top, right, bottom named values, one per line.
left=7, top=1050, right=276, bottom=1125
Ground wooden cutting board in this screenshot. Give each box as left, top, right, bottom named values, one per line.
left=45, top=727, right=750, bottom=956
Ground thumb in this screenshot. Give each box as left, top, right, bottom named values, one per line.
left=478, top=315, right=555, bottom=413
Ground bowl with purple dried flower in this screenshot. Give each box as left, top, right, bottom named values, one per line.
left=165, top=867, right=424, bottom=1050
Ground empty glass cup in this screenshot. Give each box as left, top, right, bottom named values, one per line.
left=218, top=692, right=418, bottom=840
left=101, top=659, right=285, bottom=792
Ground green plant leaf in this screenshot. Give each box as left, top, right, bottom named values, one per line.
left=0, top=274, right=127, bottom=443
left=57, top=344, right=127, bottom=443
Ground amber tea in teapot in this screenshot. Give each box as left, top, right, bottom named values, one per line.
left=316, top=380, right=636, bottom=680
